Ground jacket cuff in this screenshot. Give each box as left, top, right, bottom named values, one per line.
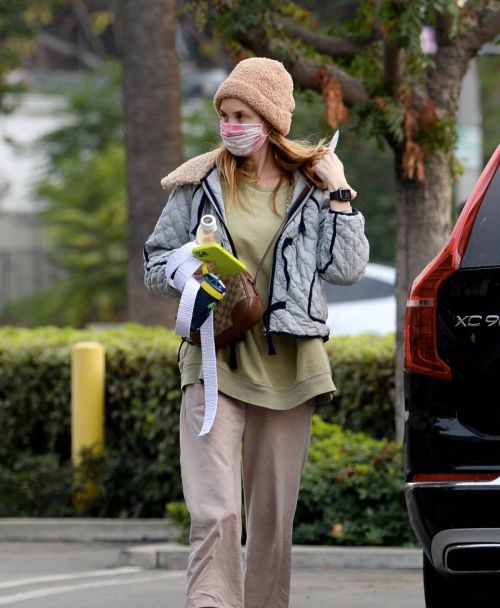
left=328, top=207, right=359, bottom=216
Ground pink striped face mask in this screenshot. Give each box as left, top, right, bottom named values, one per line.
left=220, top=121, right=268, bottom=157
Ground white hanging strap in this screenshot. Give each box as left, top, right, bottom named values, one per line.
left=199, top=314, right=218, bottom=436
left=165, top=242, right=199, bottom=291
left=175, top=278, right=199, bottom=339
left=165, top=242, right=220, bottom=436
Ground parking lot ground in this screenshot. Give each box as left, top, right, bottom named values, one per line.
left=290, top=568, right=424, bottom=608
left=0, top=542, right=424, bottom=607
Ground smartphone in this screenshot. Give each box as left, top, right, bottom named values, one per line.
left=192, top=243, right=247, bottom=276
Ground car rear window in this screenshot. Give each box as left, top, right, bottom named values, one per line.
left=461, top=167, right=500, bottom=268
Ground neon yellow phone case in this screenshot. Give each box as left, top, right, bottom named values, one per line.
left=192, top=243, right=247, bottom=276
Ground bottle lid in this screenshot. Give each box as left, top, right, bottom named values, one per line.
left=200, top=214, right=217, bottom=233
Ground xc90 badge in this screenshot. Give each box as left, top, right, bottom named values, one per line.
left=454, top=314, right=500, bottom=327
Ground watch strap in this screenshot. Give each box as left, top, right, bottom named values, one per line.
left=329, top=188, right=352, bottom=202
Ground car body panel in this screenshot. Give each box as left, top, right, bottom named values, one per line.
left=404, top=146, right=500, bottom=580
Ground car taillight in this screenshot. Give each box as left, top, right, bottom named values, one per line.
left=404, top=243, right=456, bottom=380
left=405, top=145, right=500, bottom=380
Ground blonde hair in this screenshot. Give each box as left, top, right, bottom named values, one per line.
left=215, top=130, right=328, bottom=216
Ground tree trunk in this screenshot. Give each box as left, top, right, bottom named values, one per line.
left=119, top=0, right=182, bottom=326
left=393, top=150, right=453, bottom=439
left=391, top=33, right=474, bottom=439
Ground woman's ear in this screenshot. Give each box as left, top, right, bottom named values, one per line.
left=262, top=121, right=273, bottom=135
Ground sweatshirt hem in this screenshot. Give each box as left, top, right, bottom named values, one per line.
left=180, top=364, right=336, bottom=410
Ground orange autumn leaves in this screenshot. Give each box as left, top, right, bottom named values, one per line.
left=403, top=110, right=426, bottom=182
left=401, top=96, right=438, bottom=182
left=317, top=67, right=348, bottom=129
left=319, top=68, right=442, bottom=183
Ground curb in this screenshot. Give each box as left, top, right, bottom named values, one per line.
left=118, top=543, right=422, bottom=571
left=0, top=518, right=179, bottom=542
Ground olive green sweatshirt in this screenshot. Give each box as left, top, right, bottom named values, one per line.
left=179, top=177, right=336, bottom=409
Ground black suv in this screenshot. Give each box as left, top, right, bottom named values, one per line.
left=404, top=146, right=500, bottom=607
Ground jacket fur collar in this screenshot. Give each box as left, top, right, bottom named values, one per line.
left=160, top=149, right=219, bottom=191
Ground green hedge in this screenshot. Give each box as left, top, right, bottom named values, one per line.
left=294, top=417, right=415, bottom=546
left=319, top=333, right=395, bottom=438
left=0, top=324, right=395, bottom=518
left=0, top=324, right=181, bottom=517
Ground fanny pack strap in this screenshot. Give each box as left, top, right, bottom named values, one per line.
left=254, top=185, right=310, bottom=283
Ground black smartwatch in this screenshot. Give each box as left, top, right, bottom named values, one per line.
left=329, top=188, right=352, bottom=202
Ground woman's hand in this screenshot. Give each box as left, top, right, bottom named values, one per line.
left=312, top=150, right=357, bottom=199
left=193, top=262, right=216, bottom=281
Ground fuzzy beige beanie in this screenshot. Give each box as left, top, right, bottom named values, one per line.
left=213, top=57, right=295, bottom=136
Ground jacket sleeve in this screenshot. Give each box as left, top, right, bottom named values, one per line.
left=316, top=193, right=370, bottom=286
left=143, top=185, right=194, bottom=298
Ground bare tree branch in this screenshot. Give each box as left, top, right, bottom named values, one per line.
left=236, top=30, right=369, bottom=106
left=428, top=3, right=499, bottom=108
left=479, top=8, right=500, bottom=45
left=462, top=0, right=482, bottom=12
left=436, top=10, right=455, bottom=46
left=70, top=0, right=108, bottom=59
left=37, top=30, right=103, bottom=68
left=383, top=40, right=404, bottom=97
left=273, top=16, right=370, bottom=59
left=110, top=0, right=124, bottom=56
left=290, top=55, right=369, bottom=104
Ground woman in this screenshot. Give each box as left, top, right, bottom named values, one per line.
left=144, top=57, right=369, bottom=608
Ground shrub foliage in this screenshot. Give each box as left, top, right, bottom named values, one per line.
left=0, top=324, right=181, bottom=516
left=294, top=417, right=414, bottom=546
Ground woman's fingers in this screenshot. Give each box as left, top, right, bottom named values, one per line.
left=313, top=149, right=351, bottom=192
left=193, top=262, right=216, bottom=280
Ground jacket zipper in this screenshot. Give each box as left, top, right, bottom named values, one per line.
left=281, top=237, right=293, bottom=290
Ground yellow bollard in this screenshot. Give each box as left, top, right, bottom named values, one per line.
left=71, top=341, right=105, bottom=509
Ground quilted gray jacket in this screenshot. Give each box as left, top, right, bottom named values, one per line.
left=143, top=151, right=369, bottom=346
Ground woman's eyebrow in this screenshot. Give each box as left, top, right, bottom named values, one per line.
left=220, top=108, right=248, bottom=116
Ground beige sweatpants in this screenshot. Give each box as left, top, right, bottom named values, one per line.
left=179, top=383, right=315, bottom=608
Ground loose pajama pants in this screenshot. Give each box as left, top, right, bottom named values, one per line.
left=179, top=383, right=315, bottom=608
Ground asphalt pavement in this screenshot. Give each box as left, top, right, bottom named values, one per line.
left=0, top=541, right=425, bottom=607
